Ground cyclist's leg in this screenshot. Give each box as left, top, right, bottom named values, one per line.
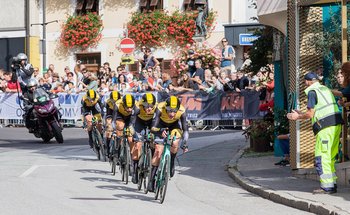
left=131, top=119, right=145, bottom=184
left=115, top=119, right=125, bottom=155
left=169, top=128, right=183, bottom=177
left=85, top=114, right=93, bottom=148
left=105, top=116, right=113, bottom=156
left=93, top=113, right=103, bottom=135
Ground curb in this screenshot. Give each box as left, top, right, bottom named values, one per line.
left=227, top=146, right=350, bottom=215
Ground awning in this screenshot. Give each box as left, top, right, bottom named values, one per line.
left=299, top=0, right=340, bottom=6
left=257, top=0, right=287, bottom=35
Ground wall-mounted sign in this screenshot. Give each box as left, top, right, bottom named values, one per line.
left=239, top=34, right=259, bottom=46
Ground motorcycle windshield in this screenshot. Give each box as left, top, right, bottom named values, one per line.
left=33, top=88, right=50, bottom=104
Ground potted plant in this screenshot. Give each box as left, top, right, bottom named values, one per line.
left=249, top=119, right=274, bottom=152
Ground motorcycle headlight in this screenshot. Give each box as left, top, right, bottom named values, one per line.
left=38, top=108, right=48, bottom=113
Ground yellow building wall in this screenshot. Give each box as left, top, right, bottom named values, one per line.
left=29, top=36, right=41, bottom=69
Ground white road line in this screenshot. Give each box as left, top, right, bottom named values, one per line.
left=19, top=164, right=68, bottom=178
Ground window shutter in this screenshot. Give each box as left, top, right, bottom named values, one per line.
left=140, top=0, right=148, bottom=7
left=86, top=0, right=95, bottom=10
left=76, top=0, right=84, bottom=10
left=150, top=0, right=159, bottom=6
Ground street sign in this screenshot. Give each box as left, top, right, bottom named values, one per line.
left=239, top=34, right=259, bottom=46
left=121, top=56, right=135, bottom=65
left=120, top=38, right=136, bottom=54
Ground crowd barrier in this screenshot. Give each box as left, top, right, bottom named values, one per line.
left=0, top=90, right=263, bottom=128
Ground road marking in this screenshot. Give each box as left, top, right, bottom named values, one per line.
left=19, top=164, right=68, bottom=178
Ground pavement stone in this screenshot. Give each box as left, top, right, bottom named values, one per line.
left=228, top=143, right=350, bottom=215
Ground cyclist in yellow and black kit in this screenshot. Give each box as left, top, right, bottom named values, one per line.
left=131, top=93, right=158, bottom=184
left=147, top=96, right=189, bottom=192
left=112, top=94, right=138, bottom=157
left=81, top=89, right=103, bottom=148
left=104, top=91, right=121, bottom=157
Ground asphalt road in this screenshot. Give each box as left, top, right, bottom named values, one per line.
left=0, top=128, right=310, bottom=215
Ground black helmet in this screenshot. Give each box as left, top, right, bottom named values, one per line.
left=165, top=96, right=180, bottom=112
left=122, top=94, right=135, bottom=108
left=109, top=90, right=120, bottom=101
left=86, top=89, right=97, bottom=100
left=141, top=93, right=156, bottom=107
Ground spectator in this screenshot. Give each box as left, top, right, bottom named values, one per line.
left=64, top=72, right=75, bottom=90
left=177, top=72, right=197, bottom=92
left=47, top=64, right=55, bottom=77
left=186, top=49, right=197, bottom=77
left=38, top=77, right=51, bottom=91
left=224, top=72, right=239, bottom=92
left=218, top=69, right=230, bottom=88
left=142, top=48, right=160, bottom=70
left=116, top=74, right=129, bottom=92
left=103, top=62, right=111, bottom=73
left=87, top=73, right=98, bottom=90
left=52, top=82, right=64, bottom=94
left=274, top=134, right=290, bottom=166
left=32, top=67, right=42, bottom=81
left=98, top=66, right=108, bottom=84
left=240, top=52, right=252, bottom=71
left=199, top=69, right=217, bottom=92
left=160, top=72, right=174, bottom=92
left=51, top=73, right=60, bottom=90
left=213, top=66, right=221, bottom=78
left=220, top=38, right=235, bottom=72
left=43, top=71, right=52, bottom=84
left=65, top=81, right=76, bottom=94
left=191, top=59, right=204, bottom=88
left=74, top=62, right=84, bottom=85
left=236, top=71, right=249, bottom=92
left=3, top=71, right=20, bottom=92
left=149, top=69, right=162, bottom=91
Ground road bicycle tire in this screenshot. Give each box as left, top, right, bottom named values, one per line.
left=124, top=140, right=130, bottom=185
left=92, top=129, right=101, bottom=160
left=95, top=129, right=106, bottom=162
left=144, top=147, right=152, bottom=194
left=159, top=155, right=170, bottom=204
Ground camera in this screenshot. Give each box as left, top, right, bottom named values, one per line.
left=11, top=56, right=21, bottom=71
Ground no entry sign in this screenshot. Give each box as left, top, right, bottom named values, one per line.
left=120, top=38, right=136, bottom=54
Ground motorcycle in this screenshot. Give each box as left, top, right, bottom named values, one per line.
left=23, top=87, right=64, bottom=143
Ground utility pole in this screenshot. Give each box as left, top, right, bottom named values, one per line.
left=341, top=0, right=348, bottom=162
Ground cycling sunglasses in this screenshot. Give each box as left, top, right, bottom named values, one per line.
left=143, top=102, right=154, bottom=109
left=165, top=106, right=178, bottom=113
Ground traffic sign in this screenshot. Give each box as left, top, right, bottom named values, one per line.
left=120, top=38, right=136, bottom=54
left=121, top=56, right=135, bottom=65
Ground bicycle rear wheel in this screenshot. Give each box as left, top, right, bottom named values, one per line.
left=159, top=155, right=170, bottom=204
left=96, top=130, right=106, bottom=162
left=92, top=130, right=100, bottom=160
left=144, top=148, right=152, bottom=194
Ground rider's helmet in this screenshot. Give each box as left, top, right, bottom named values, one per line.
left=17, top=53, right=28, bottom=63
left=122, top=94, right=135, bottom=109
left=27, top=78, right=38, bottom=91
left=86, top=89, right=97, bottom=101
left=141, top=93, right=156, bottom=108
left=109, top=90, right=120, bottom=101
left=165, top=96, right=180, bottom=112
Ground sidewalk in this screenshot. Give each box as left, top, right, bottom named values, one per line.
left=228, top=146, right=350, bottom=215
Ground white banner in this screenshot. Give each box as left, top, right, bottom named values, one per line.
left=0, top=93, right=84, bottom=120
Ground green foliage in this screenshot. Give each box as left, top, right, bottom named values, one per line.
left=247, top=26, right=273, bottom=74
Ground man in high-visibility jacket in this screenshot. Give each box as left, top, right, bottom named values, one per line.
left=287, top=72, right=343, bottom=194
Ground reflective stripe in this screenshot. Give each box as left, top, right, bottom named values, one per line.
left=320, top=173, right=334, bottom=180
left=321, top=182, right=335, bottom=189
left=316, top=103, right=337, bottom=111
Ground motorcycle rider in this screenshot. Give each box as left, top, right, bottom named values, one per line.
left=22, top=78, right=38, bottom=133
left=12, top=53, right=34, bottom=93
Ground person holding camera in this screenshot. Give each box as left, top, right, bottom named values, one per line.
left=11, top=53, right=34, bottom=93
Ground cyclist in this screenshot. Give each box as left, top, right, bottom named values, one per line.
left=104, top=91, right=121, bottom=157
left=131, top=93, right=158, bottom=184
left=147, top=96, right=189, bottom=192
left=81, top=89, right=103, bottom=148
left=112, top=94, right=138, bottom=163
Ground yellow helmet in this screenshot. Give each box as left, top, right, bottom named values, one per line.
left=142, top=93, right=156, bottom=107
left=110, top=91, right=120, bottom=101
left=122, top=94, right=135, bottom=108
left=165, top=96, right=180, bottom=112
left=86, top=89, right=96, bottom=100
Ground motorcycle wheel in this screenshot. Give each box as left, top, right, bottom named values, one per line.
left=41, top=133, right=51, bottom=143
left=52, top=122, right=64, bottom=144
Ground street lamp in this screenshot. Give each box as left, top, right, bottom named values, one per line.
left=31, top=20, right=58, bottom=70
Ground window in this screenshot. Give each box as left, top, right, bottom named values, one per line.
left=140, top=0, right=163, bottom=12
left=76, top=52, right=101, bottom=73
left=183, top=0, right=208, bottom=11
left=76, top=0, right=99, bottom=15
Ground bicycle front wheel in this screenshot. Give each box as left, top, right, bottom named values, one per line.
left=96, top=130, right=106, bottom=162
left=124, top=140, right=130, bottom=185
left=144, top=148, right=153, bottom=194
left=92, top=130, right=100, bottom=160
left=159, top=155, right=170, bottom=204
